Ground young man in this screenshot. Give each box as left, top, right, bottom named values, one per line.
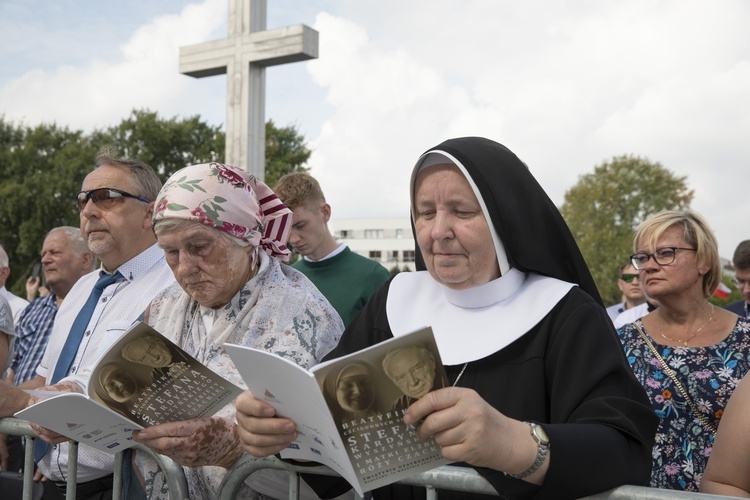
left=726, top=240, right=750, bottom=317
left=274, top=172, right=390, bottom=326
left=606, top=262, right=646, bottom=322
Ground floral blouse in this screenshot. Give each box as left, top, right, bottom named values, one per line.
left=618, top=316, right=750, bottom=491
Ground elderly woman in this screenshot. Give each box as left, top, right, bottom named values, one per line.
left=617, top=209, right=750, bottom=491
left=236, top=137, right=657, bottom=499
left=128, top=163, right=344, bottom=499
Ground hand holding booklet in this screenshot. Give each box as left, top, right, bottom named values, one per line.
left=15, top=322, right=242, bottom=454
left=224, top=326, right=450, bottom=497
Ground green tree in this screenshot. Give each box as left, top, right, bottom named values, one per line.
left=99, top=109, right=224, bottom=179
left=560, top=155, right=693, bottom=305
left=264, top=119, right=310, bottom=187
left=0, top=118, right=97, bottom=292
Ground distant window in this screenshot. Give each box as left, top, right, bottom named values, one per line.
left=390, top=250, right=399, bottom=259
left=396, top=228, right=403, bottom=239
left=403, top=250, right=415, bottom=262
left=340, top=230, right=351, bottom=238
left=364, top=229, right=384, bottom=239
left=369, top=251, right=382, bottom=259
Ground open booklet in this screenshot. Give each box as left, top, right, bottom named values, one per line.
left=15, top=321, right=242, bottom=454
left=224, top=326, right=451, bottom=497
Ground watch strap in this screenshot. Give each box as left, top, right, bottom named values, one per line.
left=507, top=422, right=550, bottom=480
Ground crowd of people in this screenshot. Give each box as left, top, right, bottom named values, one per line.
left=0, top=137, right=747, bottom=500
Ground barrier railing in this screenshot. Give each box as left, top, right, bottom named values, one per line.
left=0, top=418, right=189, bottom=500
left=216, top=454, right=741, bottom=500
left=2, top=417, right=741, bottom=500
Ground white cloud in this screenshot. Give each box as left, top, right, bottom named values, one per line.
left=0, top=0, right=227, bottom=131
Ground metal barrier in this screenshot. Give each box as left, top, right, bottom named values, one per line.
left=3, top=416, right=741, bottom=500
left=216, top=454, right=741, bottom=500
left=0, top=418, right=189, bottom=500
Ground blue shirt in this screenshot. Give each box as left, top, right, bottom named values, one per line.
left=11, top=293, right=58, bottom=385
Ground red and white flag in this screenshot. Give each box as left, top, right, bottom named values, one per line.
left=714, top=282, right=731, bottom=300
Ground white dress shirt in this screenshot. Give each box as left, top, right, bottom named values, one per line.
left=36, top=244, right=175, bottom=482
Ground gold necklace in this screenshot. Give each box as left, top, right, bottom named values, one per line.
left=659, top=304, right=715, bottom=347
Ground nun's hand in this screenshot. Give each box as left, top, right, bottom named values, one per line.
left=404, top=387, right=544, bottom=482
left=235, top=390, right=297, bottom=457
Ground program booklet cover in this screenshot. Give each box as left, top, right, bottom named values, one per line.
left=15, top=321, right=242, bottom=453
left=224, top=326, right=450, bottom=497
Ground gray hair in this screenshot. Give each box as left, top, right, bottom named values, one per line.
left=94, top=147, right=162, bottom=201
left=46, top=227, right=95, bottom=270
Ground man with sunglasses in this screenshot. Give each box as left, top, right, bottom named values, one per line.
left=605, top=262, right=647, bottom=322
left=726, top=240, right=750, bottom=317
left=0, top=149, right=175, bottom=499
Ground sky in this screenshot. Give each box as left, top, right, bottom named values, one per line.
left=1, top=0, right=749, bottom=260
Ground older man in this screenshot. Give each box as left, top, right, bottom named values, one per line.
left=0, top=226, right=95, bottom=474
left=726, top=240, right=750, bottom=317
left=0, top=150, right=175, bottom=499
left=382, top=345, right=444, bottom=412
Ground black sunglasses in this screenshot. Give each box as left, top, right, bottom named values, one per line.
left=76, top=188, right=151, bottom=211
left=620, top=273, right=640, bottom=283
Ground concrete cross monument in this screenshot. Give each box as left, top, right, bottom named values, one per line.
left=179, top=0, right=318, bottom=180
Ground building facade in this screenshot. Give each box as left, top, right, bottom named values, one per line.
left=331, top=217, right=416, bottom=272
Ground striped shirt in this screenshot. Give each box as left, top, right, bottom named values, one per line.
left=11, top=293, right=58, bottom=385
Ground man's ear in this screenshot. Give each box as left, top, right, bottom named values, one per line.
left=321, top=203, right=332, bottom=223
left=81, top=252, right=95, bottom=272
left=0, top=266, right=10, bottom=282
left=142, top=202, right=155, bottom=230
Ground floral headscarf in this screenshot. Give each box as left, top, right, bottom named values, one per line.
left=152, top=163, right=292, bottom=264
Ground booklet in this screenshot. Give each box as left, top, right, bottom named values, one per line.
left=224, top=326, right=451, bottom=497
left=15, top=321, right=242, bottom=454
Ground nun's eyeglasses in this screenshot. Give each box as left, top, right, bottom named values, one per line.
left=630, top=247, right=696, bottom=270
left=76, top=188, right=151, bottom=211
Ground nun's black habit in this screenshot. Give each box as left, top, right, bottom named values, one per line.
left=313, top=137, right=657, bottom=500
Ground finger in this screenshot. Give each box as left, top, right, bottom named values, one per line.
left=134, top=419, right=202, bottom=441
left=403, top=387, right=461, bottom=426
left=236, top=391, right=276, bottom=418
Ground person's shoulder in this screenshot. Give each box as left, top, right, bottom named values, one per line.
left=340, top=247, right=390, bottom=272
left=1, top=288, right=29, bottom=309
left=725, top=300, right=747, bottom=315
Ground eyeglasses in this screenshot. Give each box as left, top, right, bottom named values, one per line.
left=620, top=273, right=640, bottom=283
left=76, top=188, right=151, bottom=211
left=630, top=247, right=697, bottom=270
left=732, top=276, right=750, bottom=289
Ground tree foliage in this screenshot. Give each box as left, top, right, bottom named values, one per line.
left=0, top=111, right=310, bottom=296
left=264, top=119, right=310, bottom=187
left=560, top=155, right=694, bottom=305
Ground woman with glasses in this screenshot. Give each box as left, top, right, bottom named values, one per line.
left=617, top=209, right=750, bottom=492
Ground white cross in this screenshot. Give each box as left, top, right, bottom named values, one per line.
left=179, top=0, right=318, bottom=180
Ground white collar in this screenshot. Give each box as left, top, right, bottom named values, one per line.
left=386, top=268, right=575, bottom=364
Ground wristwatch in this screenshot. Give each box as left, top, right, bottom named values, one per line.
left=507, top=422, right=550, bottom=480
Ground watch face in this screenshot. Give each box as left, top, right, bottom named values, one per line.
left=532, top=424, right=550, bottom=445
